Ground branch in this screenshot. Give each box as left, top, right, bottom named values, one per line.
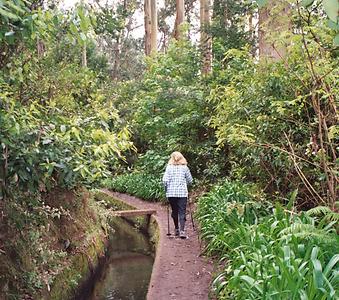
left=283, top=132, right=327, bottom=205
left=296, top=1, right=317, bottom=82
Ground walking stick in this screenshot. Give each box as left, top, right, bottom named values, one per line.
left=166, top=201, right=171, bottom=236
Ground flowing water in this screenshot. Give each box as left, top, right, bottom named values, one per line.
left=77, top=217, right=154, bottom=300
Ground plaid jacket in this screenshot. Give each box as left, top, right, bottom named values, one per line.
left=162, top=165, right=193, bottom=198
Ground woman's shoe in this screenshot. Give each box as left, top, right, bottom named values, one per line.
left=179, top=231, right=187, bottom=239
left=175, top=229, right=180, bottom=236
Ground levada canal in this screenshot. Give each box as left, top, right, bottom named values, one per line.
left=75, top=215, right=155, bottom=300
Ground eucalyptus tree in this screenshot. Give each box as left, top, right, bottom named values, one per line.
left=200, top=0, right=211, bottom=74
left=94, top=0, right=143, bottom=79
left=144, top=0, right=151, bottom=54
left=150, top=0, right=158, bottom=52
left=174, top=0, right=185, bottom=39
left=144, top=0, right=157, bottom=54
left=210, top=0, right=254, bottom=69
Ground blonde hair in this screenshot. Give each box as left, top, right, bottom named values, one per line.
left=168, top=151, right=188, bottom=165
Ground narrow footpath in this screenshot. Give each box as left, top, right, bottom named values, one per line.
left=101, top=189, right=214, bottom=300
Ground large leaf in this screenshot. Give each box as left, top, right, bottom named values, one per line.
left=334, top=34, right=339, bottom=46
left=323, top=254, right=339, bottom=276
left=312, top=259, right=324, bottom=289
left=0, top=7, right=19, bottom=20
left=323, top=0, right=339, bottom=23
left=301, top=0, right=314, bottom=7
left=256, top=0, right=268, bottom=8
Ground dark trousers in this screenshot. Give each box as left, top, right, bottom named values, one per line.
left=168, top=197, right=187, bottom=231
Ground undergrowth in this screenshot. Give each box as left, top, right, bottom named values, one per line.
left=102, top=172, right=166, bottom=202
left=197, top=180, right=339, bottom=299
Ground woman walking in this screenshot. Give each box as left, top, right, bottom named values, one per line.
left=163, top=151, right=193, bottom=239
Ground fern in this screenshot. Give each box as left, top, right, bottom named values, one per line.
left=306, top=206, right=339, bottom=229
left=279, top=223, right=317, bottom=236
left=323, top=212, right=339, bottom=223
left=306, top=206, right=332, bottom=216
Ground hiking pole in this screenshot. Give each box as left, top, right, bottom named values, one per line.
left=166, top=200, right=171, bottom=236
left=188, top=197, right=195, bottom=231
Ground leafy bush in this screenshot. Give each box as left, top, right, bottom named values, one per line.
left=113, top=39, right=230, bottom=181
left=0, top=77, right=132, bottom=196
left=102, top=172, right=166, bottom=202
left=135, top=150, right=170, bottom=176
left=209, top=12, right=338, bottom=208
left=197, top=180, right=339, bottom=299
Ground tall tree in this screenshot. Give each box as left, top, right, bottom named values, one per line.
left=82, top=43, right=87, bottom=67
left=174, top=0, right=185, bottom=39
left=210, top=0, right=254, bottom=66
left=93, top=0, right=142, bottom=79
left=185, top=0, right=197, bottom=39
left=144, top=0, right=157, bottom=55
left=150, top=0, right=158, bottom=52
left=200, top=0, right=211, bottom=74
left=144, top=0, right=152, bottom=55
left=258, top=1, right=291, bottom=59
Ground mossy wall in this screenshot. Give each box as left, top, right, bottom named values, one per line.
left=0, top=188, right=159, bottom=300
left=49, top=190, right=159, bottom=300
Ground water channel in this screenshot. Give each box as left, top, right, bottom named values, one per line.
left=76, top=217, right=155, bottom=300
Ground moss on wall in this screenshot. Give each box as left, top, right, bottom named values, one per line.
left=0, top=188, right=159, bottom=300
left=47, top=230, right=107, bottom=300
left=48, top=190, right=159, bottom=300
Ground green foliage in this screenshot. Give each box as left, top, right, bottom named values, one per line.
left=210, top=0, right=254, bottom=68
left=0, top=0, right=31, bottom=43
left=197, top=181, right=339, bottom=299
left=256, top=0, right=339, bottom=45
left=197, top=180, right=271, bottom=255
left=102, top=172, right=166, bottom=202
left=209, top=15, right=339, bottom=206
left=114, top=39, right=229, bottom=180
left=306, top=205, right=339, bottom=226
left=0, top=76, right=132, bottom=195
left=0, top=2, right=135, bottom=199
left=136, top=150, right=169, bottom=176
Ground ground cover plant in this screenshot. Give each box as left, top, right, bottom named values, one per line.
left=197, top=180, right=339, bottom=299
left=103, top=173, right=166, bottom=202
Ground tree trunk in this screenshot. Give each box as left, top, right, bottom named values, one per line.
left=112, top=37, right=121, bottom=80
left=174, top=0, right=185, bottom=40
left=258, top=1, right=291, bottom=60
left=200, top=0, right=211, bottom=74
left=81, top=43, right=87, bottom=67
left=144, top=0, right=152, bottom=55
left=150, top=0, right=158, bottom=53
left=37, top=38, right=45, bottom=58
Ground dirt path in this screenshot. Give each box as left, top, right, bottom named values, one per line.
left=101, top=190, right=214, bottom=300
